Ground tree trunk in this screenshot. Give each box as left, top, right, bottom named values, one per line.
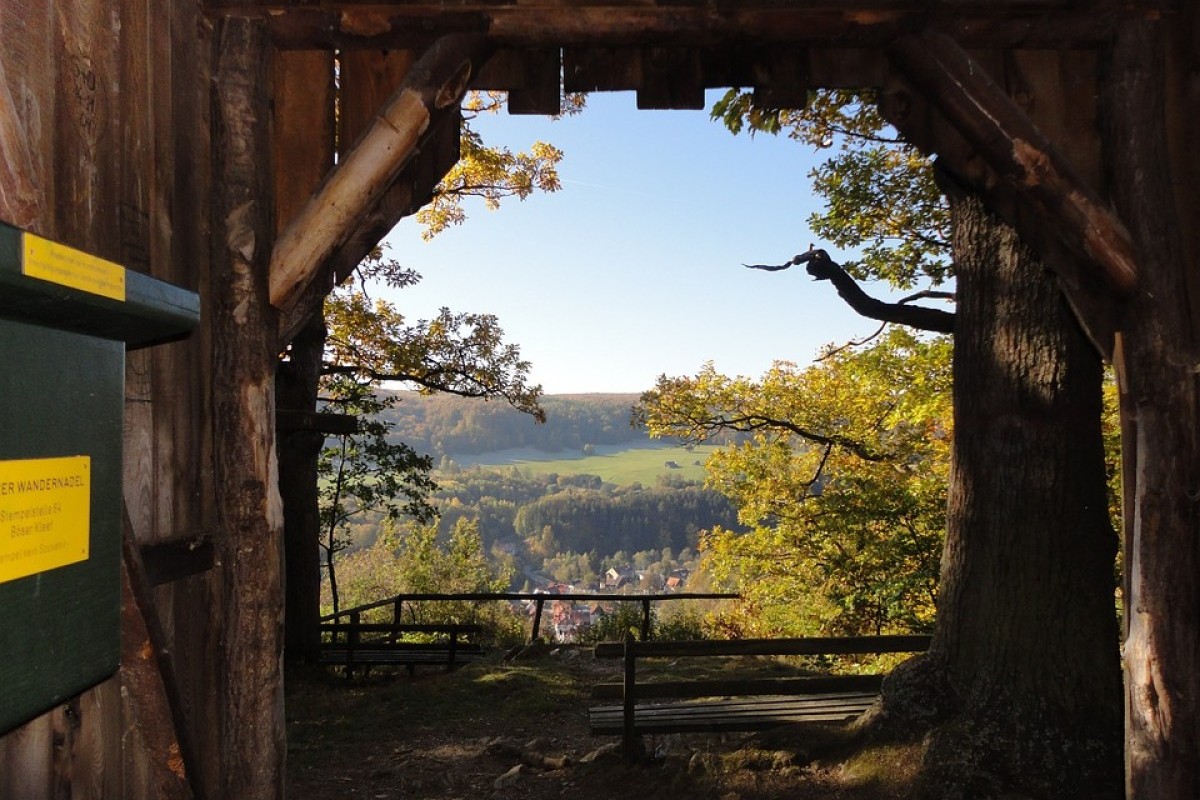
left=880, top=194, right=1123, bottom=799
left=278, top=313, right=327, bottom=662
left=211, top=17, right=285, bottom=800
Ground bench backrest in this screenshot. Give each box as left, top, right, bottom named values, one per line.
left=593, top=634, right=931, bottom=660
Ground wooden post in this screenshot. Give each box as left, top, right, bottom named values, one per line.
left=391, top=598, right=404, bottom=644
left=1101, top=20, right=1200, bottom=799
left=640, top=598, right=652, bottom=641
left=531, top=597, right=546, bottom=643
left=269, top=34, right=491, bottom=314
left=211, top=17, right=285, bottom=800
left=622, top=632, right=639, bottom=760
left=446, top=629, right=459, bottom=672
left=346, top=611, right=361, bottom=680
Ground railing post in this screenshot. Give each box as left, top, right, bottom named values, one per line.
left=446, top=627, right=459, bottom=672
left=531, top=597, right=545, bottom=643
left=640, top=598, right=652, bottom=641
left=345, top=610, right=361, bottom=681
left=390, top=597, right=403, bottom=643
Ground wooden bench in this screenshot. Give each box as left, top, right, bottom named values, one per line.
left=319, top=613, right=485, bottom=677
left=590, top=634, right=931, bottom=759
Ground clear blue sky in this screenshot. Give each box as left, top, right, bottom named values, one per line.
left=382, top=90, right=885, bottom=395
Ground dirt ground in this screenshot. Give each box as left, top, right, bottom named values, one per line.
left=285, top=647, right=915, bottom=800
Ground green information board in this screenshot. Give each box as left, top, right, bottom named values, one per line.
left=0, top=222, right=199, bottom=734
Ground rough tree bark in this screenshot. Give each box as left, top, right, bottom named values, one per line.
left=1102, top=21, right=1200, bottom=799
left=211, top=17, right=285, bottom=799
left=877, top=193, right=1123, bottom=800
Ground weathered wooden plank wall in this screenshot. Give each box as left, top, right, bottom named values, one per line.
left=0, top=0, right=220, bottom=797
left=274, top=48, right=336, bottom=663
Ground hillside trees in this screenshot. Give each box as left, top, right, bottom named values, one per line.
left=381, top=391, right=653, bottom=456
left=679, top=90, right=1123, bottom=797
left=278, top=96, right=557, bottom=659
left=327, top=517, right=522, bottom=641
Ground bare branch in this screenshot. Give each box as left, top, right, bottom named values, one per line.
left=746, top=248, right=956, bottom=334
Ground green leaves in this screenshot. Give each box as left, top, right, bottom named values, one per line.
left=711, top=88, right=952, bottom=291
left=636, top=330, right=951, bottom=637
left=809, top=146, right=949, bottom=287
left=415, top=91, right=565, bottom=239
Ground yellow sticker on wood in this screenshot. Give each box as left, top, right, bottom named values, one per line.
left=22, top=233, right=126, bottom=301
left=0, top=456, right=91, bottom=584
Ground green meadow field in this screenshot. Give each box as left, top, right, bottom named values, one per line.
left=452, top=442, right=719, bottom=485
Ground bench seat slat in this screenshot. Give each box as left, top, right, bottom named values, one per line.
left=589, top=694, right=877, bottom=734
left=588, top=635, right=928, bottom=755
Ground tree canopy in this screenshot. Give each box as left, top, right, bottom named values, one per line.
left=637, top=328, right=950, bottom=637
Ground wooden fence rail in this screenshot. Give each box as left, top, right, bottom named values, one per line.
left=321, top=591, right=739, bottom=644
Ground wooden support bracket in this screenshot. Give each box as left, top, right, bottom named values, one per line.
left=122, top=511, right=206, bottom=799
left=887, top=32, right=1139, bottom=297
left=269, top=34, right=493, bottom=316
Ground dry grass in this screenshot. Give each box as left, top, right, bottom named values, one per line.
left=285, top=649, right=923, bottom=800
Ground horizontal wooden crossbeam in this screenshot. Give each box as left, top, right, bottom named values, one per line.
left=206, top=1, right=1175, bottom=51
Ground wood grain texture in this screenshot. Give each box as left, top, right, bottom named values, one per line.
left=1103, top=20, right=1200, bottom=800
left=889, top=32, right=1138, bottom=297
left=211, top=16, right=286, bottom=799
left=270, top=35, right=489, bottom=313
left=273, top=50, right=335, bottom=237
left=0, top=0, right=54, bottom=231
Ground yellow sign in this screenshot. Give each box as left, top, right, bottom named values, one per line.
left=22, top=233, right=126, bottom=301
left=0, top=456, right=91, bottom=584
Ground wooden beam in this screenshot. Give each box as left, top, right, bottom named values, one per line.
left=637, top=47, right=705, bottom=110
left=1101, top=20, right=1200, bottom=800
left=888, top=32, right=1139, bottom=297
left=878, top=51, right=1121, bottom=361
left=275, top=409, right=358, bottom=435
left=506, top=49, right=562, bottom=115
left=211, top=17, right=285, bottom=799
left=204, top=2, right=1171, bottom=52
left=139, top=535, right=217, bottom=586
left=121, top=519, right=206, bottom=799
left=269, top=34, right=490, bottom=315
left=563, top=46, right=641, bottom=93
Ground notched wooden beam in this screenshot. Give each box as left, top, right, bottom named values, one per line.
left=888, top=31, right=1139, bottom=297
left=504, top=49, right=563, bottom=115
left=637, top=47, right=704, bottom=109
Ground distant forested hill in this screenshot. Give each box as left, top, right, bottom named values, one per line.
left=380, top=391, right=648, bottom=456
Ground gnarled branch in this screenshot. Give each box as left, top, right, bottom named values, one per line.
left=745, top=248, right=956, bottom=334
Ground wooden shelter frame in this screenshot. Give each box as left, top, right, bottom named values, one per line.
left=0, top=1, right=1196, bottom=798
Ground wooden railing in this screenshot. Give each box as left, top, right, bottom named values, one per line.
left=321, top=590, right=739, bottom=644
left=318, top=612, right=485, bottom=677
